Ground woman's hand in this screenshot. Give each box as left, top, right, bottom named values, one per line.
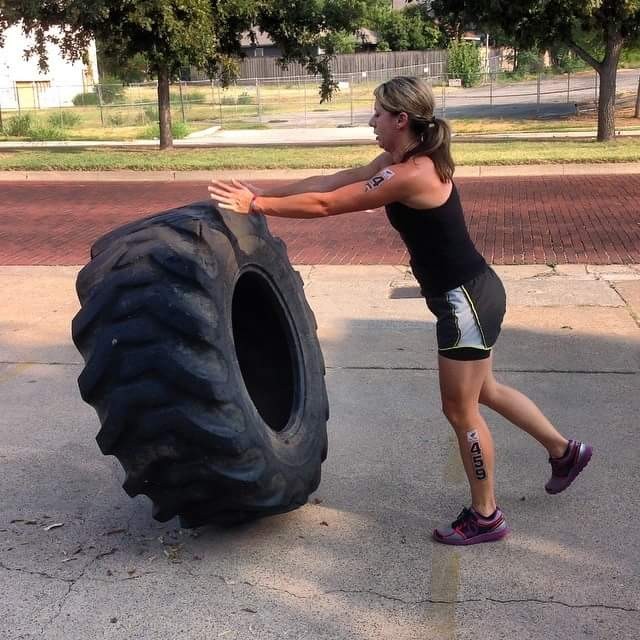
left=208, top=179, right=256, bottom=214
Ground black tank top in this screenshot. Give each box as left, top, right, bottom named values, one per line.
left=385, top=182, right=486, bottom=297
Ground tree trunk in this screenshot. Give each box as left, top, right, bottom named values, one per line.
left=595, top=34, right=624, bottom=142
left=157, top=65, right=173, bottom=150
left=635, top=74, right=640, bottom=119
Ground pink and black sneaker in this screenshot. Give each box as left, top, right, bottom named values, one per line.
left=433, top=507, right=510, bottom=545
left=545, top=440, right=593, bottom=494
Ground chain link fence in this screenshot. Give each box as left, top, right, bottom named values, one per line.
left=1, top=63, right=637, bottom=138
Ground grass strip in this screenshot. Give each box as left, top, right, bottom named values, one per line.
left=0, top=139, right=639, bottom=171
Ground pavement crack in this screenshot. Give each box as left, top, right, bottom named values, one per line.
left=609, top=282, right=640, bottom=328
left=483, top=597, right=638, bottom=612
left=0, top=560, right=74, bottom=583
left=165, top=575, right=640, bottom=614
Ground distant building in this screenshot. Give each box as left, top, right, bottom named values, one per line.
left=0, top=24, right=99, bottom=110
left=239, top=30, right=283, bottom=58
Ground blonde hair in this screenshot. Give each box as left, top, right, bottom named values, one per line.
left=373, top=76, right=454, bottom=182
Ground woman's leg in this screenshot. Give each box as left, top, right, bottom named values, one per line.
left=478, top=356, right=568, bottom=459
left=438, top=354, right=497, bottom=516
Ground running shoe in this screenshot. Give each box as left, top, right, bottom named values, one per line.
left=545, top=440, right=593, bottom=494
left=433, top=506, right=510, bottom=545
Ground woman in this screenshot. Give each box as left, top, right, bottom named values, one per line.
left=208, top=76, right=592, bottom=545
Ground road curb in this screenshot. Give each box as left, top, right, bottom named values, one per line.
left=1, top=163, right=640, bottom=182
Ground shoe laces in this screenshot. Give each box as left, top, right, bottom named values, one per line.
left=452, top=507, right=478, bottom=535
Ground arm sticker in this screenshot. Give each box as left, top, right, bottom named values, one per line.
left=365, top=168, right=395, bottom=192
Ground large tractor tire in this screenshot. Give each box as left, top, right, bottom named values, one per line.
left=72, top=202, right=329, bottom=527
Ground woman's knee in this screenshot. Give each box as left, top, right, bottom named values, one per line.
left=441, top=398, right=481, bottom=430
left=479, top=379, right=502, bottom=407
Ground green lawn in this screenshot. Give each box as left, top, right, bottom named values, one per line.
left=0, top=139, right=639, bottom=171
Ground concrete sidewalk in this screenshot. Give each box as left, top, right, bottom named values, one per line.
left=0, top=264, right=638, bottom=639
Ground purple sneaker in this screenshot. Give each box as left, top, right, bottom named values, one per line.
left=545, top=440, right=593, bottom=494
left=433, top=507, right=510, bottom=546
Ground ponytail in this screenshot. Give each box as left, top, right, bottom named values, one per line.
left=402, top=116, right=455, bottom=183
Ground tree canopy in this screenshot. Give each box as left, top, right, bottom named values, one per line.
left=432, top=0, right=640, bottom=140
left=0, top=0, right=368, bottom=147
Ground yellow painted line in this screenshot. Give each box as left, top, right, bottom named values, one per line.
left=429, top=551, right=460, bottom=639
left=445, top=433, right=465, bottom=485
left=0, top=363, right=34, bottom=384
left=425, top=431, right=463, bottom=638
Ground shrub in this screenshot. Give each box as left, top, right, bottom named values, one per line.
left=220, top=94, right=237, bottom=105
left=4, top=113, right=34, bottom=136
left=106, top=112, right=125, bottom=126
left=551, top=48, right=587, bottom=74
left=237, top=92, right=254, bottom=105
left=173, top=90, right=206, bottom=104
left=140, top=120, right=190, bottom=139
left=72, top=78, right=125, bottom=106
left=72, top=91, right=99, bottom=106
left=28, top=125, right=65, bottom=141
left=515, top=50, right=542, bottom=74
left=98, top=77, right=126, bottom=104
left=142, top=105, right=159, bottom=122
left=47, top=111, right=81, bottom=128
left=447, top=41, right=481, bottom=88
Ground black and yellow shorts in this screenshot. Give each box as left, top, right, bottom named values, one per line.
left=425, top=267, right=506, bottom=361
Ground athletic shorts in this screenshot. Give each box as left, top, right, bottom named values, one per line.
left=425, top=266, right=506, bottom=361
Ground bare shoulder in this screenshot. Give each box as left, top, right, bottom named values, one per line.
left=396, top=156, right=453, bottom=208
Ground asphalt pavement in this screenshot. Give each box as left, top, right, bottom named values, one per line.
left=1, top=261, right=639, bottom=639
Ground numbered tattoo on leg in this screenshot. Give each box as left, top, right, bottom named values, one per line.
left=466, top=430, right=487, bottom=480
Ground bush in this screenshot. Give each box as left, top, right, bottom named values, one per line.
left=172, top=90, right=206, bottom=104
left=553, top=50, right=586, bottom=74
left=106, top=112, right=125, bottom=126
left=4, top=113, right=34, bottom=136
left=447, top=41, right=481, bottom=87
left=144, top=106, right=159, bottom=122
left=237, top=92, right=254, bottom=105
left=98, top=77, right=126, bottom=104
left=140, top=120, right=190, bottom=140
left=72, top=91, right=99, bottom=106
left=72, top=78, right=125, bottom=106
left=47, top=111, right=81, bottom=128
left=515, top=50, right=543, bottom=74
left=219, top=92, right=253, bottom=105
left=28, top=125, right=65, bottom=141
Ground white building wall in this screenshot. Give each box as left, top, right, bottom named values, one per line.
left=0, top=25, right=99, bottom=110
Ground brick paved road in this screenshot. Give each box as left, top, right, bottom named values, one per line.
left=1, top=175, right=638, bottom=265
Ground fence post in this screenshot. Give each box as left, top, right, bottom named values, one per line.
left=96, top=83, right=104, bottom=126
left=179, top=81, right=186, bottom=122
left=303, top=79, right=307, bottom=126
left=490, top=72, right=494, bottom=108
left=58, top=85, right=64, bottom=128
left=256, top=78, right=262, bottom=123
left=441, top=77, right=446, bottom=118
left=16, top=83, right=21, bottom=115
left=594, top=70, right=598, bottom=106
left=210, top=80, right=216, bottom=123
left=350, top=76, right=354, bottom=126
left=567, top=72, right=571, bottom=103
left=536, top=71, right=541, bottom=115
left=216, top=83, right=223, bottom=126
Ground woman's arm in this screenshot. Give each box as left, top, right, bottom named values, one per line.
left=209, top=161, right=419, bottom=219
left=223, top=152, right=393, bottom=198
